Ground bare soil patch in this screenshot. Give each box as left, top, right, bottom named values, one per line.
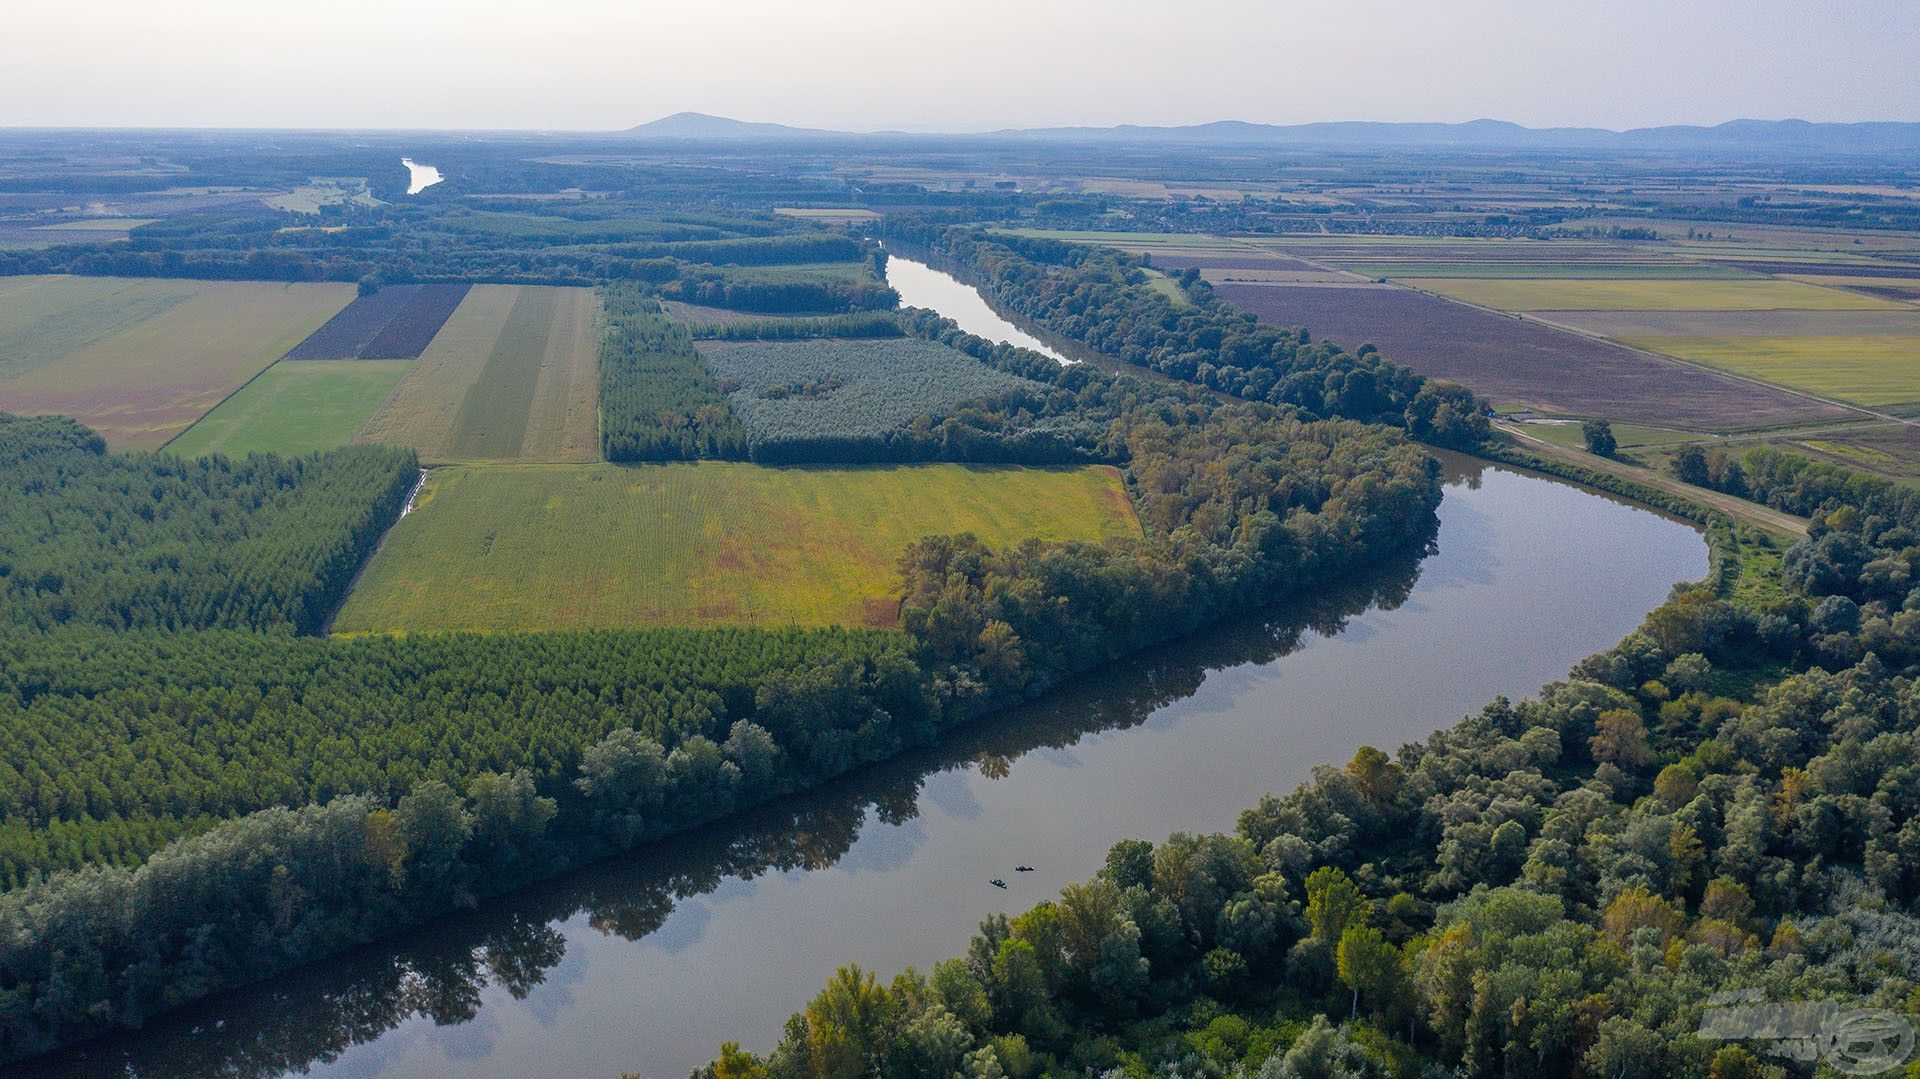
left=1215, top=282, right=1846, bottom=430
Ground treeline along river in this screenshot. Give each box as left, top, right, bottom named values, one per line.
left=33, top=452, right=1706, bottom=1078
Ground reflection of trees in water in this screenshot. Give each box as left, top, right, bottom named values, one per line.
left=38, top=531, right=1430, bottom=1079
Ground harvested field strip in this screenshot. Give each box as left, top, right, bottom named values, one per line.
left=353, top=285, right=600, bottom=462
left=1212, top=282, right=1846, bottom=430
left=446, top=287, right=556, bottom=459
left=1345, top=263, right=1752, bottom=280
left=1621, top=335, right=1920, bottom=408
left=281, top=286, right=419, bottom=359
left=1414, top=278, right=1905, bottom=312
left=332, top=461, right=1142, bottom=632
left=355, top=285, right=518, bottom=458
left=282, top=283, right=472, bottom=360
left=519, top=286, right=601, bottom=461
left=165, top=360, right=411, bottom=458
left=0, top=279, right=353, bottom=449
left=360, top=283, right=474, bottom=358
left=1537, top=309, right=1920, bottom=338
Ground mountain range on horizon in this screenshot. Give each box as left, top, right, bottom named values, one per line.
left=628, top=111, right=1920, bottom=154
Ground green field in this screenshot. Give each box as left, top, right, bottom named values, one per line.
left=1623, top=335, right=1920, bottom=407
left=29, top=218, right=158, bottom=232
left=0, top=276, right=353, bottom=448
left=994, top=229, right=1247, bottom=248
left=333, top=461, right=1142, bottom=632
left=165, top=360, right=411, bottom=457
left=354, top=285, right=600, bottom=462
left=1415, top=277, right=1903, bottom=312
left=1347, top=262, right=1753, bottom=280
left=1512, top=420, right=1708, bottom=452
left=1142, top=268, right=1192, bottom=304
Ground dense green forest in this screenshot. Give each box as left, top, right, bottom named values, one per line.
left=879, top=224, right=1490, bottom=448
left=692, top=448, right=1920, bottom=1079
left=597, top=285, right=752, bottom=461
left=0, top=413, right=417, bottom=633
left=0, top=328, right=1440, bottom=1058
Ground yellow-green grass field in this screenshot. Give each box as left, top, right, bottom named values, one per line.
left=355, top=284, right=599, bottom=462
left=1413, top=278, right=1905, bottom=312
left=165, top=360, right=411, bottom=457
left=332, top=461, right=1143, bottom=633
left=1142, top=268, right=1191, bottom=305
left=773, top=207, right=880, bottom=221
left=1509, top=420, right=1707, bottom=452
left=0, top=276, right=353, bottom=448
left=29, top=218, right=158, bottom=232
left=1623, top=335, right=1920, bottom=407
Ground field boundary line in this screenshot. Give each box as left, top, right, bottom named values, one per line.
left=1397, top=282, right=1920, bottom=432
left=155, top=354, right=289, bottom=454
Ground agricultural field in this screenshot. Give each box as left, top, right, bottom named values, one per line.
left=265, top=178, right=380, bottom=214
left=1212, top=282, right=1842, bottom=429
left=1617, top=335, right=1920, bottom=407
left=703, top=338, right=1041, bottom=446
left=332, top=461, right=1142, bottom=632
left=0, top=276, right=352, bottom=447
left=1508, top=419, right=1707, bottom=453
left=30, top=218, right=156, bottom=232
left=165, top=360, right=411, bottom=457
left=1783, top=274, right=1920, bottom=303
left=693, top=260, right=872, bottom=283
left=1141, top=268, right=1192, bottom=304
left=354, top=284, right=599, bottom=461
left=1536, top=309, right=1920, bottom=337
left=659, top=299, right=807, bottom=325
left=1408, top=277, right=1902, bottom=311
left=1785, top=424, right=1920, bottom=479
left=283, top=283, right=471, bottom=360
left=773, top=207, right=880, bottom=221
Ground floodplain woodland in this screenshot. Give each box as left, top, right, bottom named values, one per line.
left=0, top=124, right=1918, bottom=1079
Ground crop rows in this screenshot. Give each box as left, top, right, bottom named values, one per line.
left=705, top=338, right=1042, bottom=448
left=283, top=283, right=472, bottom=360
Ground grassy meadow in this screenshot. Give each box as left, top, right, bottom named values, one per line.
left=1412, top=277, right=1902, bottom=312
left=1621, top=335, right=1920, bottom=407
left=165, top=360, right=411, bottom=457
left=0, top=276, right=352, bottom=448
left=332, top=461, right=1142, bottom=633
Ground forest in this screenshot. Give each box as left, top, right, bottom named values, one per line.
left=691, top=445, right=1920, bottom=1079
left=597, top=284, right=751, bottom=461
left=14, top=133, right=1912, bottom=1076
left=879, top=223, right=1491, bottom=449
left=0, top=413, right=416, bottom=633
left=0, top=302, right=1444, bottom=1059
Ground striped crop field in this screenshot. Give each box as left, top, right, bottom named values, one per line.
left=354, top=284, right=600, bottom=462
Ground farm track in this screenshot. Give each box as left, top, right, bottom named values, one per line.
left=1494, top=423, right=1808, bottom=537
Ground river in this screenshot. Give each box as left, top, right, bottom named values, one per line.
left=883, top=249, right=1070, bottom=361
left=28, top=266, right=1710, bottom=1079
left=401, top=158, right=442, bottom=195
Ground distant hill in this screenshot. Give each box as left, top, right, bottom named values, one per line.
left=626, top=112, right=842, bottom=140
left=623, top=113, right=1920, bottom=155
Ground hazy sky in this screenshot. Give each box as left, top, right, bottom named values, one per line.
left=5, top=0, right=1916, bottom=131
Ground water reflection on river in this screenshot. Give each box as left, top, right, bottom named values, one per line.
left=883, top=250, right=1069, bottom=362
left=40, top=454, right=1705, bottom=1079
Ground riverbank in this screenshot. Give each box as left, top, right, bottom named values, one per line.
left=29, top=456, right=1710, bottom=1079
